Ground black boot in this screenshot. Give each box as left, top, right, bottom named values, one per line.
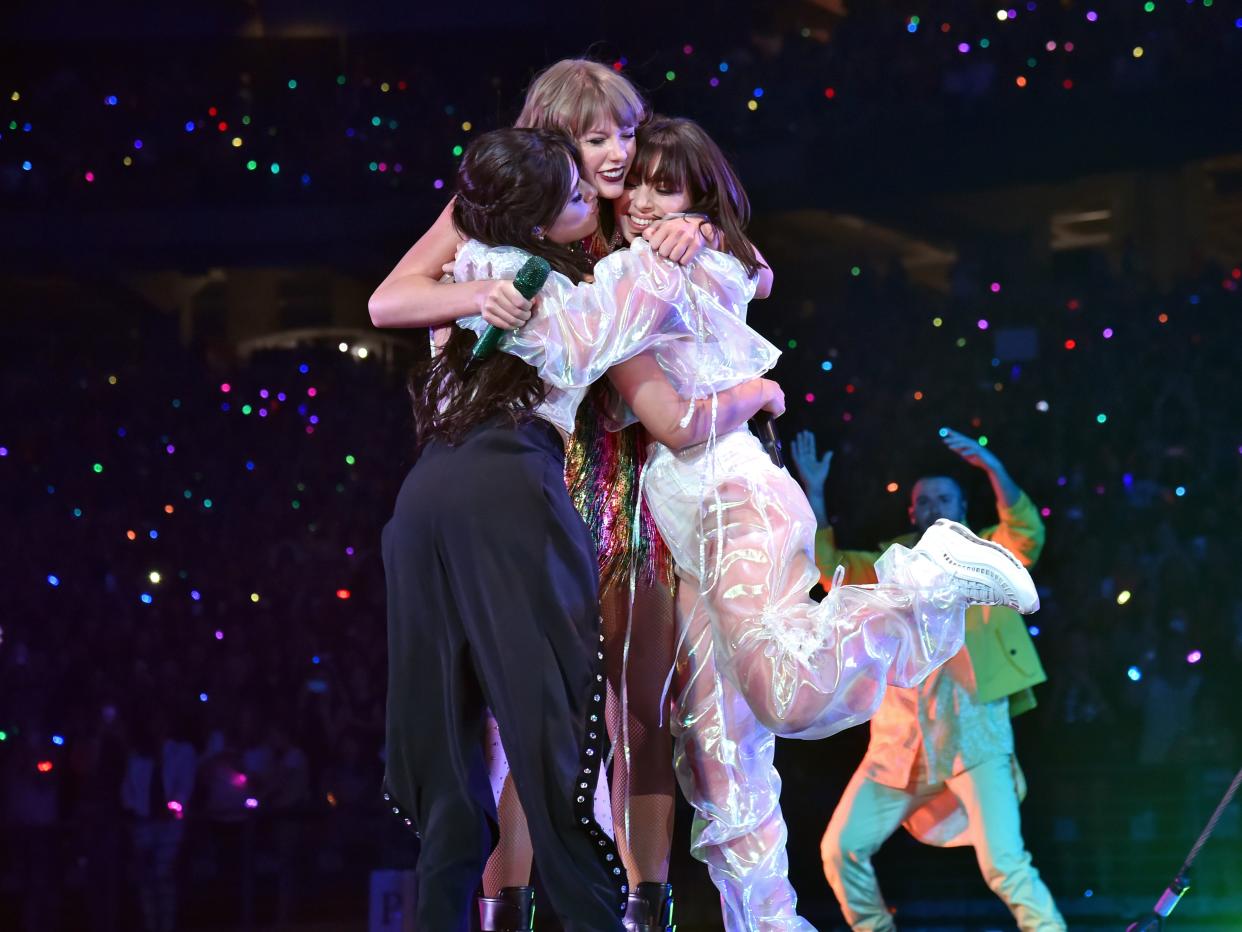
left=623, top=882, right=675, bottom=932
left=477, top=886, right=535, bottom=931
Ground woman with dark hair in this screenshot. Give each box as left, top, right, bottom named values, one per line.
left=381, top=126, right=781, bottom=932
left=370, top=63, right=727, bottom=928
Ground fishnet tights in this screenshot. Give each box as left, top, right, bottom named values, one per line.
left=481, top=577, right=678, bottom=894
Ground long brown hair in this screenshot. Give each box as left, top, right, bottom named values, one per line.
left=630, top=116, right=765, bottom=279
left=411, top=128, right=593, bottom=447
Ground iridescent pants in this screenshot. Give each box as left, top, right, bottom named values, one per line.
left=643, top=428, right=966, bottom=931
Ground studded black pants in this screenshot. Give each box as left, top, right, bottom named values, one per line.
left=382, top=417, right=626, bottom=931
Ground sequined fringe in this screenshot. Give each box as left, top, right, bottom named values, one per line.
left=565, top=385, right=674, bottom=594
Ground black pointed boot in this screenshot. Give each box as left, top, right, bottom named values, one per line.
left=622, top=881, right=675, bottom=931
left=477, top=885, right=535, bottom=931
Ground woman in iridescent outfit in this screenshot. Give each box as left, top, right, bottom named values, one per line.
left=451, top=117, right=1041, bottom=931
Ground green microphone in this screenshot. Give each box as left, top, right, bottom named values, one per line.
left=469, top=255, right=552, bottom=364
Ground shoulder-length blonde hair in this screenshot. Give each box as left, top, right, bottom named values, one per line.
left=516, top=59, right=647, bottom=137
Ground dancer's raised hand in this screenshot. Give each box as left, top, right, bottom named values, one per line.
left=791, top=430, right=832, bottom=489
left=940, top=427, right=1001, bottom=473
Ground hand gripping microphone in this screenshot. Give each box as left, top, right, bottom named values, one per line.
left=468, top=255, right=552, bottom=365
left=751, top=411, right=784, bottom=469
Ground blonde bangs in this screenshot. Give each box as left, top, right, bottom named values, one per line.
left=516, top=59, right=647, bottom=137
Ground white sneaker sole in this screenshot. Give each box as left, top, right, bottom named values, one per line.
left=928, top=519, right=1040, bottom=614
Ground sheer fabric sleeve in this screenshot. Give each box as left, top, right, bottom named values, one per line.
left=453, top=239, right=779, bottom=397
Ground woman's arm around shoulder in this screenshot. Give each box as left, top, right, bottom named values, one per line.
left=368, top=201, right=533, bottom=330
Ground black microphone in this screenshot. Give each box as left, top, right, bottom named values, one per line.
left=751, top=411, right=783, bottom=468
left=469, top=255, right=552, bottom=364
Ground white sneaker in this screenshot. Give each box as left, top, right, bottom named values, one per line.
left=913, top=518, right=1040, bottom=614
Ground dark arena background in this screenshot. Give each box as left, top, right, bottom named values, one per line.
left=2, top=1, right=1241, bottom=930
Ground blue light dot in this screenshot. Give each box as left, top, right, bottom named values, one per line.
left=133, top=139, right=143, bottom=150
left=105, top=95, right=118, bottom=106
left=72, top=508, right=82, bottom=517
left=1175, top=486, right=1186, bottom=497
left=821, top=361, right=834, bottom=371
left=1084, top=889, right=1094, bottom=898
left=190, top=590, right=201, bottom=601
left=907, top=22, right=918, bottom=32
left=52, top=735, right=65, bottom=746
left=47, top=575, right=60, bottom=587
left=199, top=692, right=209, bottom=702
left=1188, top=294, right=1200, bottom=305
left=938, top=428, right=949, bottom=438
left=312, top=655, right=321, bottom=665
left=220, top=402, right=230, bottom=412
left=184, top=121, right=196, bottom=132
left=149, top=530, right=158, bottom=539
left=753, top=87, right=764, bottom=98
left=22, top=160, right=32, bottom=171
left=140, top=593, right=153, bottom=604
left=1127, top=666, right=1142, bottom=682
left=301, top=173, right=311, bottom=186
left=245, top=460, right=255, bottom=471
left=298, top=363, right=309, bottom=374
left=1028, top=625, right=1040, bottom=636
left=718, top=62, right=729, bottom=72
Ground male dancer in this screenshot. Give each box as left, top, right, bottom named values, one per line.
left=793, top=428, right=1065, bottom=931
